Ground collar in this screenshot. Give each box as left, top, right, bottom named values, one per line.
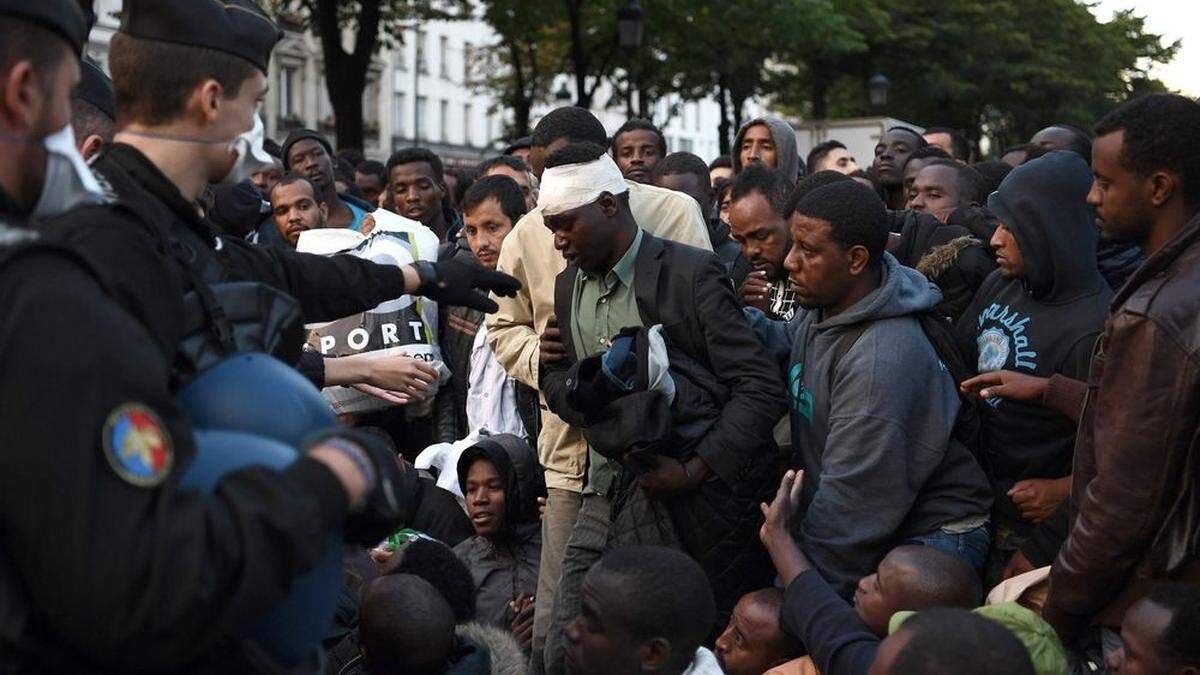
left=103, top=143, right=218, bottom=246
left=587, top=227, right=644, bottom=286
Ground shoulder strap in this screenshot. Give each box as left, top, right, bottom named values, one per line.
left=827, top=322, right=871, bottom=391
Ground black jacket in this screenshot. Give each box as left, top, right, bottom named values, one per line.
left=890, top=209, right=996, bottom=322
left=48, top=144, right=409, bottom=372
left=0, top=227, right=348, bottom=670
left=434, top=242, right=541, bottom=446
left=540, top=233, right=786, bottom=622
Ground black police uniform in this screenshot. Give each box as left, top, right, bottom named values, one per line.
left=0, top=194, right=359, bottom=675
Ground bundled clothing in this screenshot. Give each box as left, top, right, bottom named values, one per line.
left=1045, top=207, right=1200, bottom=630
left=541, top=231, right=786, bottom=621
left=453, top=434, right=545, bottom=629
left=955, top=151, right=1110, bottom=546
left=732, top=116, right=802, bottom=184
left=749, top=253, right=993, bottom=597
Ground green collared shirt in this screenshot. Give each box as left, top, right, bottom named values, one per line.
left=570, top=228, right=646, bottom=496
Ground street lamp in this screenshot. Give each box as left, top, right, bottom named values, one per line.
left=617, top=0, right=644, bottom=49
left=555, top=82, right=572, bottom=102
left=868, top=73, right=890, bottom=111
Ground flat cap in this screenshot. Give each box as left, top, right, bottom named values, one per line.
left=119, top=0, right=282, bottom=74
left=77, top=59, right=115, bottom=120
left=0, top=0, right=88, bottom=55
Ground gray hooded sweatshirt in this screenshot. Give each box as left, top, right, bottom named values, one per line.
left=750, top=253, right=992, bottom=597
left=733, top=116, right=801, bottom=184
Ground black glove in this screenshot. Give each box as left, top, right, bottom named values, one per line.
left=304, top=428, right=417, bottom=546
left=413, top=259, right=521, bottom=313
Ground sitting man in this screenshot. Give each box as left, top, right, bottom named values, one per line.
left=538, top=143, right=785, bottom=668
left=453, top=434, right=546, bottom=649
left=564, top=546, right=722, bottom=675
left=1107, top=583, right=1200, bottom=675
left=714, top=589, right=803, bottom=675
left=748, top=180, right=992, bottom=598
left=871, top=608, right=1036, bottom=675
left=259, top=173, right=326, bottom=248
left=759, top=470, right=984, bottom=675
left=435, top=176, right=540, bottom=445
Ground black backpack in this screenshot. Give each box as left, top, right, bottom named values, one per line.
left=829, top=311, right=990, bottom=477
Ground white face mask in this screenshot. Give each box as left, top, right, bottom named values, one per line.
left=31, top=124, right=106, bottom=219
left=216, top=114, right=275, bottom=187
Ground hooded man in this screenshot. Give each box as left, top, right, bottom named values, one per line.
left=956, top=151, right=1110, bottom=582
left=734, top=116, right=801, bottom=185
left=748, top=180, right=992, bottom=598
left=454, top=434, right=546, bottom=648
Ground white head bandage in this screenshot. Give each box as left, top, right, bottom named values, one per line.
left=537, top=153, right=629, bottom=216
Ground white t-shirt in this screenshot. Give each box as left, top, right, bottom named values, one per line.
left=465, top=323, right=527, bottom=438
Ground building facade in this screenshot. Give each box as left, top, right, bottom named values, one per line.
left=86, top=1, right=744, bottom=166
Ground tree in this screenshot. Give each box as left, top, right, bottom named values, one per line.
left=767, top=0, right=1177, bottom=154
left=269, top=0, right=467, bottom=151
left=473, top=0, right=566, bottom=141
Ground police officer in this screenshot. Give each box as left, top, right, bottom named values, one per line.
left=48, top=0, right=516, bottom=382
left=0, top=1, right=514, bottom=671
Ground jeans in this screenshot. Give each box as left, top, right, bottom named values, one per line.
left=904, top=524, right=990, bottom=576
left=542, top=494, right=611, bottom=675
left=528, top=488, right=583, bottom=675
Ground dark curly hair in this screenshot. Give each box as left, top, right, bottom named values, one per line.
left=794, top=180, right=889, bottom=268
left=1094, top=94, right=1200, bottom=209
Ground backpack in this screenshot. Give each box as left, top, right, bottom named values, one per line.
left=829, top=310, right=990, bottom=478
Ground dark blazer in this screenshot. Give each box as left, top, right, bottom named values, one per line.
left=541, top=232, right=785, bottom=487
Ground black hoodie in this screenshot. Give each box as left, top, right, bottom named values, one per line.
left=955, top=151, right=1111, bottom=537
left=452, top=435, right=545, bottom=629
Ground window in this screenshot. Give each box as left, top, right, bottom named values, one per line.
left=278, top=65, right=299, bottom=120
left=392, top=92, right=407, bottom=136
left=439, top=36, right=450, bottom=79
left=415, top=95, right=427, bottom=140
left=462, top=42, right=473, bottom=83
left=396, top=30, right=407, bottom=70
left=416, top=31, right=428, bottom=75
left=363, top=77, right=379, bottom=131
left=679, top=137, right=694, bottom=153
left=439, top=99, right=449, bottom=142
left=463, top=103, right=473, bottom=146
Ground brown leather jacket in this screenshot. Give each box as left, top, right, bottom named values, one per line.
left=1045, top=210, right=1200, bottom=630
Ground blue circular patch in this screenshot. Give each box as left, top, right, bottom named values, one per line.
left=102, top=403, right=174, bottom=487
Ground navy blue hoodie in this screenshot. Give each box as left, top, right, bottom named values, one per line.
left=955, top=151, right=1111, bottom=537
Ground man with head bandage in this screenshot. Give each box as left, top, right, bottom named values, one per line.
left=533, top=142, right=787, bottom=675
left=483, top=106, right=714, bottom=672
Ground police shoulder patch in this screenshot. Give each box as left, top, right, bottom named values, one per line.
left=102, top=403, right=174, bottom=487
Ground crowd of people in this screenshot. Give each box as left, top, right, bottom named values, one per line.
left=1, top=0, right=1199, bottom=674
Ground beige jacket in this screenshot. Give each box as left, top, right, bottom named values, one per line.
left=486, top=180, right=712, bottom=491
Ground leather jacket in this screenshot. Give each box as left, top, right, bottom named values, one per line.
left=1046, top=210, right=1200, bottom=629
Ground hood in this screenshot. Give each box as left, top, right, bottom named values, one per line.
left=456, top=434, right=546, bottom=530
left=816, top=252, right=943, bottom=331
left=987, top=150, right=1105, bottom=302
left=456, top=622, right=527, bottom=675
left=733, top=116, right=800, bottom=184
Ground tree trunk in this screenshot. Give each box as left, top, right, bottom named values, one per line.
left=811, top=67, right=829, bottom=120
left=717, top=74, right=731, bottom=156
left=313, top=0, right=380, bottom=151
left=508, top=42, right=532, bottom=138
left=731, top=92, right=747, bottom=143
left=565, top=0, right=591, bottom=108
